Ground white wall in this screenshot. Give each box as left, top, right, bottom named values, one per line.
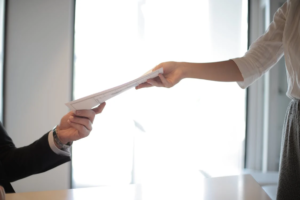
left=4, top=0, right=74, bottom=192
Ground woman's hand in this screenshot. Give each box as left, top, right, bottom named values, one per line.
left=56, top=102, right=106, bottom=144
left=136, top=60, right=244, bottom=89
left=136, top=62, right=185, bottom=89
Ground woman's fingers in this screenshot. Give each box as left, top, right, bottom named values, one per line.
left=136, top=82, right=153, bottom=89
left=158, top=74, right=170, bottom=87
left=136, top=76, right=163, bottom=89
left=146, top=74, right=171, bottom=88
left=153, top=65, right=163, bottom=72
left=146, top=78, right=163, bottom=87
left=69, top=116, right=92, bottom=131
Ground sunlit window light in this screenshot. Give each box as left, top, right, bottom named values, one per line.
left=72, top=1, right=247, bottom=196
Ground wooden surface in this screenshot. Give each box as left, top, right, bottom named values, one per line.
left=6, top=175, right=271, bottom=200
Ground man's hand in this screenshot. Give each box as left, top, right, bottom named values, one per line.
left=135, top=62, right=184, bottom=90
left=56, top=102, right=106, bottom=144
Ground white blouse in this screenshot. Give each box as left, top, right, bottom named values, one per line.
left=233, top=0, right=300, bottom=99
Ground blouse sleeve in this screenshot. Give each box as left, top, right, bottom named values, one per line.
left=232, top=2, right=287, bottom=89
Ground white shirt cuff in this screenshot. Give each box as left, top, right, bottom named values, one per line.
left=48, top=130, right=71, bottom=157
left=232, top=57, right=261, bottom=89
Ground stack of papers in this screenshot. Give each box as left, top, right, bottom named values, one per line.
left=66, top=68, right=163, bottom=111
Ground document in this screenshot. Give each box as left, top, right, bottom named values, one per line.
left=66, top=68, right=163, bottom=111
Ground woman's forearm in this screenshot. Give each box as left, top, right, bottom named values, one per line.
left=179, top=60, right=244, bottom=82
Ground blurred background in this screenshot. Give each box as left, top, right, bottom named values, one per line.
left=0, top=0, right=289, bottom=199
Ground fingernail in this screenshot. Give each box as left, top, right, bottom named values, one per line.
left=69, top=116, right=74, bottom=120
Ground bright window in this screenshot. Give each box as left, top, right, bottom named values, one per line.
left=72, top=0, right=248, bottom=192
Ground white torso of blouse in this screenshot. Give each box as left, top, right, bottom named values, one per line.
left=233, top=0, right=300, bottom=99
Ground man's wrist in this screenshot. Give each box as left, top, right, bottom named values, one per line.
left=55, top=126, right=70, bottom=144
left=54, top=137, right=61, bottom=149
left=53, top=126, right=72, bottom=150
left=48, top=130, right=71, bottom=156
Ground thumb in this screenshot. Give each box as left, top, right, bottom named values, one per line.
left=93, top=102, right=106, bottom=114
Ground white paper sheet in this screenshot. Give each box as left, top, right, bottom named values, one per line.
left=66, top=68, right=163, bottom=111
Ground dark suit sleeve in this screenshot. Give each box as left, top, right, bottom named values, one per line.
left=0, top=123, right=70, bottom=182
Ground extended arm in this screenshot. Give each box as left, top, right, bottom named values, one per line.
left=136, top=60, right=243, bottom=89
left=0, top=130, right=70, bottom=182
left=0, top=102, right=106, bottom=182
left=136, top=2, right=287, bottom=90
left=182, top=60, right=243, bottom=82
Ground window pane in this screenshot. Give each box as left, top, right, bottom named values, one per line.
left=0, top=0, right=5, bottom=122
left=73, top=0, right=247, bottom=189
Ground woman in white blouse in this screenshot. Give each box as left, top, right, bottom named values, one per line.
left=136, top=1, right=299, bottom=199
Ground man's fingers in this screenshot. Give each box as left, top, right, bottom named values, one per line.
left=93, top=102, right=106, bottom=114
left=74, top=103, right=105, bottom=123
left=68, top=121, right=90, bottom=138
left=69, top=116, right=92, bottom=131
left=74, top=109, right=95, bottom=123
